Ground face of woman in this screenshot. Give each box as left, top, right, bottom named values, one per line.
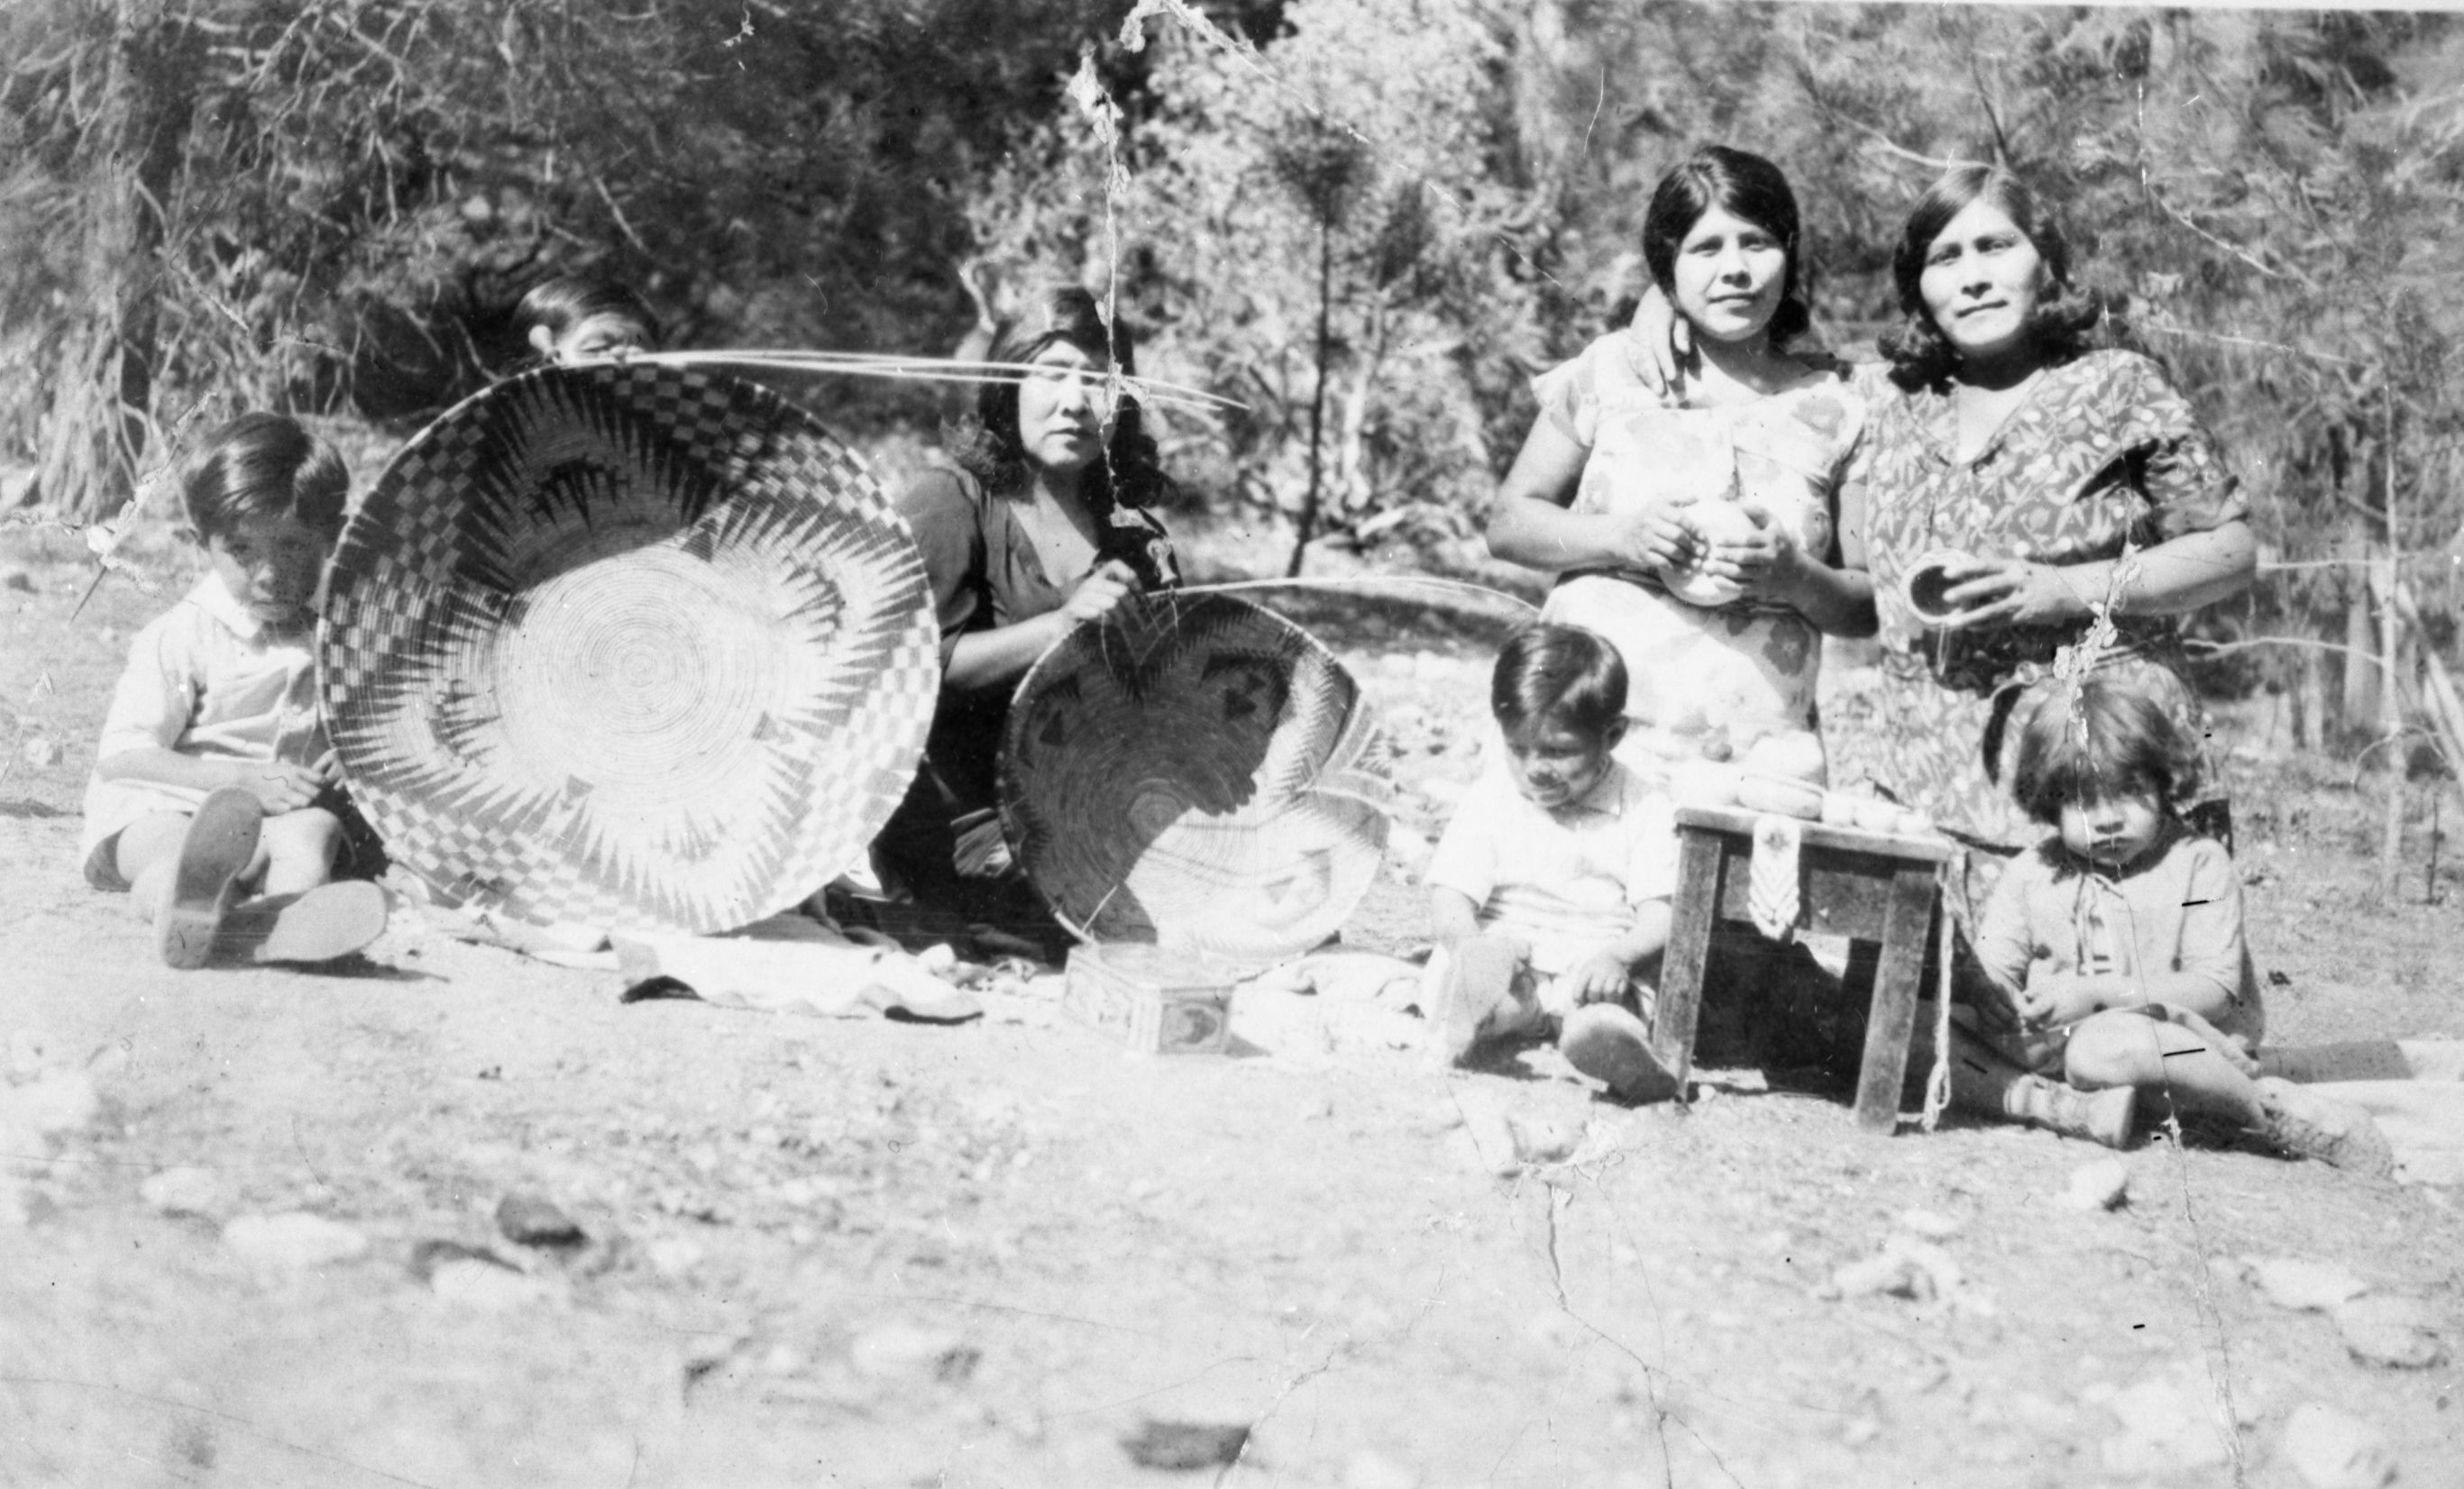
left=1918, top=199, right=2050, bottom=365
left=1669, top=205, right=1790, bottom=346
left=1015, top=341, right=1113, bottom=478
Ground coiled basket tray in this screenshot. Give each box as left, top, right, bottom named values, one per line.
left=318, top=362, right=939, bottom=935
left=1000, top=593, right=1394, bottom=965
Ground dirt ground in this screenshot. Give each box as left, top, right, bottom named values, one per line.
left=5, top=509, right=2462, bottom=1489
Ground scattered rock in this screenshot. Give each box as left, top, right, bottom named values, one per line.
left=1119, top=1418, right=1248, bottom=1471
left=1841, top=1413, right=1882, bottom=1448
left=2, top=1069, right=98, bottom=1137
left=0, top=570, right=31, bottom=593
left=2062, top=1158, right=2130, bottom=1211
left=1507, top=1115, right=1580, bottom=1165
left=140, top=1166, right=220, bottom=1217
left=1895, top=1208, right=1962, bottom=1238
left=2281, top=1402, right=2396, bottom=1489
left=430, top=1256, right=560, bottom=1311
left=19, top=736, right=60, bottom=769
left=2248, top=1256, right=2368, bottom=1313
left=495, top=1192, right=585, bottom=1248
left=1829, top=1239, right=1962, bottom=1304
left=1454, top=1102, right=1522, bottom=1176
left=2095, top=1371, right=2236, bottom=1473
left=1342, top=1448, right=1420, bottom=1489
left=2331, top=1295, right=2448, bottom=1370
left=644, top=1237, right=704, bottom=1276
left=847, top=1320, right=978, bottom=1384
left=222, top=1212, right=369, bottom=1269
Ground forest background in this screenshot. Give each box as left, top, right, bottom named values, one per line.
left=3, top=0, right=2460, bottom=752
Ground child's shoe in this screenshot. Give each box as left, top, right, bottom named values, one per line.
left=221, top=881, right=389, bottom=965
left=2256, top=1076, right=2397, bottom=1178
left=158, top=789, right=264, bottom=969
left=1429, top=935, right=1528, bottom=1064
left=1560, top=1003, right=1681, bottom=1104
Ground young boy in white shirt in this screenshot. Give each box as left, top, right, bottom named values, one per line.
left=1424, top=623, right=1683, bottom=1102
left=82, top=413, right=387, bottom=969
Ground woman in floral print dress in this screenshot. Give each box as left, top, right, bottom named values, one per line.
left=1489, top=147, right=1873, bottom=781
left=1825, top=165, right=2258, bottom=856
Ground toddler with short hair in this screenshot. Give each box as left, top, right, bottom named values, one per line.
left=1954, top=678, right=2390, bottom=1172
left=81, top=413, right=386, bottom=968
left=1424, top=622, right=1683, bottom=1102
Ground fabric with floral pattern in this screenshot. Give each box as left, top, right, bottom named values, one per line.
left=1528, top=333, right=1866, bottom=772
left=1827, top=349, right=2245, bottom=848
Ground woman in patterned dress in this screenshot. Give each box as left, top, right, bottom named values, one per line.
left=1488, top=147, right=1873, bottom=781
left=869, top=286, right=1178, bottom=956
left=1825, top=165, right=2257, bottom=857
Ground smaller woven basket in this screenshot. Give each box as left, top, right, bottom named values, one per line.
left=319, top=362, right=939, bottom=935
left=1000, top=594, right=1394, bottom=965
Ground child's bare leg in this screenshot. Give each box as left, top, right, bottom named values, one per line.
left=2066, top=1012, right=2394, bottom=1174
left=256, top=807, right=343, bottom=896
left=2066, top=1013, right=2263, bottom=1125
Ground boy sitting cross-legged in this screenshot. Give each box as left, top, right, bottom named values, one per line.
left=1423, top=622, right=1684, bottom=1103
left=80, top=413, right=387, bottom=969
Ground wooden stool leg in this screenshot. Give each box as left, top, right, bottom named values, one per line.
left=1652, top=828, right=1725, bottom=1092
left=1853, top=864, right=1937, bottom=1134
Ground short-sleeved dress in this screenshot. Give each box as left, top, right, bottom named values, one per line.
left=870, top=463, right=1176, bottom=927
left=1528, top=333, right=1866, bottom=772
left=1826, top=349, right=2245, bottom=853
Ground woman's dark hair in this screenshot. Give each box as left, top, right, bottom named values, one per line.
left=2011, top=677, right=2199, bottom=827
left=512, top=274, right=661, bottom=360
left=181, top=413, right=352, bottom=543
left=1491, top=622, right=1627, bottom=744
left=944, top=285, right=1173, bottom=511
left=1641, top=145, right=1810, bottom=348
left=1880, top=165, right=2108, bottom=389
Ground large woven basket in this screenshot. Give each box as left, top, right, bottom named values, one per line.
left=1000, top=594, right=1393, bottom=965
left=319, top=363, right=939, bottom=935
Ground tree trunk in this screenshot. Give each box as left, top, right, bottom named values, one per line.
left=32, top=2, right=193, bottom=520
left=2296, top=643, right=2329, bottom=753
left=2341, top=579, right=2379, bottom=737
left=1287, top=215, right=1336, bottom=579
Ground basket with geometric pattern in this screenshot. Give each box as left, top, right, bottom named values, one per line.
left=1000, top=593, right=1393, bottom=966
left=318, top=362, right=938, bottom=936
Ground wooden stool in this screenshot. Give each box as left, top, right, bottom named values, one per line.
left=1655, top=805, right=1953, bottom=1134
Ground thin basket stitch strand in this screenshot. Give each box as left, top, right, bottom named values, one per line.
left=318, top=361, right=939, bottom=936
left=1000, top=593, right=1395, bottom=966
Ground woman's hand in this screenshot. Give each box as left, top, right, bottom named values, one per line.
left=1934, top=554, right=2091, bottom=631
left=1620, top=285, right=1691, bottom=397
left=1063, top=559, right=1140, bottom=625
left=1605, top=498, right=1702, bottom=574
left=1697, top=505, right=1803, bottom=602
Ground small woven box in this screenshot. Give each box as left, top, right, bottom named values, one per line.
left=1062, top=944, right=1238, bottom=1056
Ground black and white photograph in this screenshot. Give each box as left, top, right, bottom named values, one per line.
left=3, top=0, right=2460, bottom=1483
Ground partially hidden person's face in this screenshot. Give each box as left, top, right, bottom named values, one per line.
left=2056, top=789, right=2165, bottom=872
left=534, top=313, right=650, bottom=366
left=1918, top=198, right=2050, bottom=364
left=1670, top=204, right=1790, bottom=346
left=1015, top=340, right=1113, bottom=479
left=205, top=511, right=329, bottom=631
left=1501, top=717, right=1620, bottom=811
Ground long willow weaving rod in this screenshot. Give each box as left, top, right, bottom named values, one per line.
left=1175, top=574, right=1541, bottom=615
left=627, top=350, right=1245, bottom=416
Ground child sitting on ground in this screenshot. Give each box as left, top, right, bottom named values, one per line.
left=1948, top=678, right=2392, bottom=1173
left=80, top=414, right=387, bottom=969
left=1423, top=622, right=1684, bottom=1102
